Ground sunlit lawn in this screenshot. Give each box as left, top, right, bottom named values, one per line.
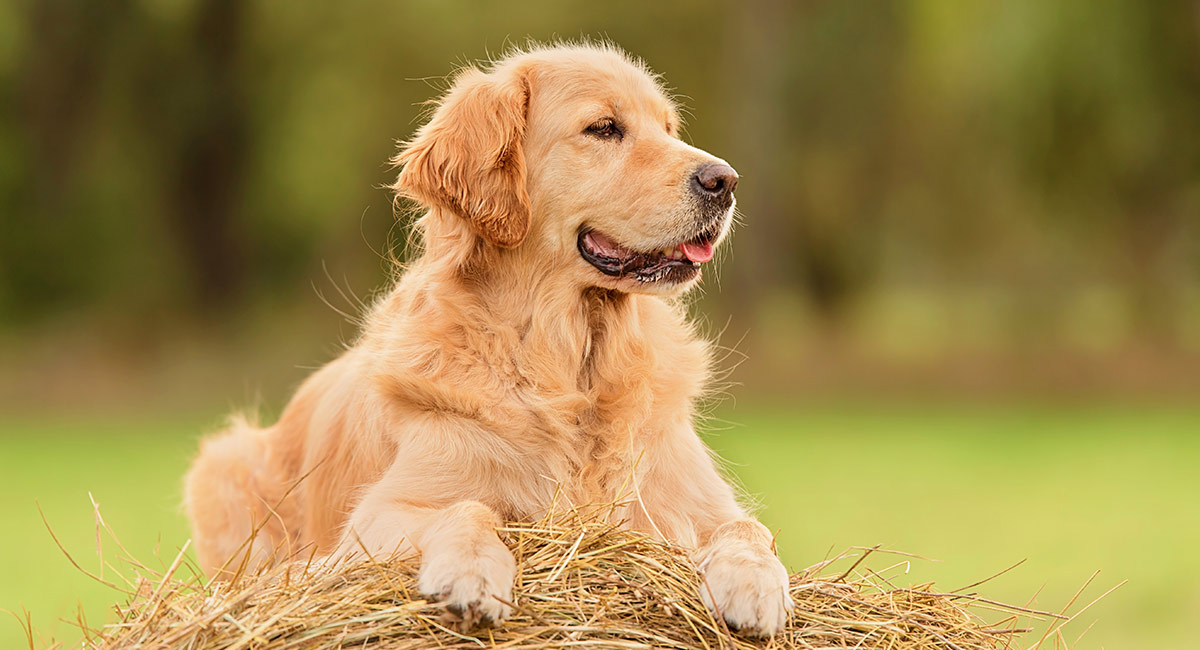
left=2, top=405, right=1197, bottom=648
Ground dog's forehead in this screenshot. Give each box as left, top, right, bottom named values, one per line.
left=515, top=47, right=676, bottom=121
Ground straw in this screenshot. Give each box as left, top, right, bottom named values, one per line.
left=63, top=501, right=1081, bottom=650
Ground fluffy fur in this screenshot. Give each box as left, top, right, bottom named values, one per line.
left=185, top=42, right=792, bottom=636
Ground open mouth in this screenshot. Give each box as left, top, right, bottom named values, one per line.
left=577, top=226, right=719, bottom=283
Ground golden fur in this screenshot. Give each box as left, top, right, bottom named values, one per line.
left=185, top=43, right=792, bottom=635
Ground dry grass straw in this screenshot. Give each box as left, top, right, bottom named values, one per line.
left=36, top=499, right=1116, bottom=650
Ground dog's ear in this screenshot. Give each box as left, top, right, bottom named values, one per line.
left=392, top=65, right=531, bottom=248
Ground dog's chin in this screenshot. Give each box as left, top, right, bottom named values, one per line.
left=576, top=225, right=720, bottom=293
left=598, top=267, right=702, bottom=295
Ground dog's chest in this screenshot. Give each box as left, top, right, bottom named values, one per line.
left=508, top=365, right=668, bottom=506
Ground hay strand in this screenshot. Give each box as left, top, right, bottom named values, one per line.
left=52, top=503, right=1094, bottom=649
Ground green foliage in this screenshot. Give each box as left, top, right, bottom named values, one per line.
left=1, top=0, right=1197, bottom=349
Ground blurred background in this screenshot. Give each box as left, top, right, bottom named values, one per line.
left=1, top=1, right=1197, bottom=648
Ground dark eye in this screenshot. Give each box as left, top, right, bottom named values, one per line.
left=585, top=118, right=623, bottom=140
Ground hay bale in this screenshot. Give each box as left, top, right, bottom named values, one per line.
left=92, top=506, right=1063, bottom=649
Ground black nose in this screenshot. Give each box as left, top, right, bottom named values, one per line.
left=692, top=163, right=739, bottom=201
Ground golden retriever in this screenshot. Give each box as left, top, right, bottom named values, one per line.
left=185, top=42, right=793, bottom=636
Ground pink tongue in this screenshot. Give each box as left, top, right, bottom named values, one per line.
left=680, top=240, right=715, bottom=263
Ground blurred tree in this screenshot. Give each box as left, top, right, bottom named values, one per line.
left=0, top=0, right=1196, bottom=361
left=160, top=0, right=250, bottom=312
left=996, top=0, right=1200, bottom=345
left=2, top=0, right=130, bottom=319
left=724, top=1, right=901, bottom=328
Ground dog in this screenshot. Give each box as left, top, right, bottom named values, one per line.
left=185, top=42, right=793, bottom=636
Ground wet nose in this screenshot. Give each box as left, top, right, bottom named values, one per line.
left=691, top=163, right=739, bottom=201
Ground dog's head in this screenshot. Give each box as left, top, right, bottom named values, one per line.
left=393, top=43, right=737, bottom=295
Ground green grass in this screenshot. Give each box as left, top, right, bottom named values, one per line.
left=0, top=416, right=203, bottom=649
left=2, top=405, right=1198, bottom=648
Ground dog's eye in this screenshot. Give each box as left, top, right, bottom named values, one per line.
left=585, top=118, right=623, bottom=141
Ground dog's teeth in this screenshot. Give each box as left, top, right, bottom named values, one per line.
left=662, top=248, right=673, bottom=256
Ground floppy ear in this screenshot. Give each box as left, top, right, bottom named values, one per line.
left=392, top=65, right=531, bottom=248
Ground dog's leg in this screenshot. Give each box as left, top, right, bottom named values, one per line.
left=695, top=519, right=793, bottom=636
left=631, top=424, right=793, bottom=636
left=184, top=421, right=296, bottom=578
left=413, top=501, right=516, bottom=628
left=335, top=495, right=515, bottom=628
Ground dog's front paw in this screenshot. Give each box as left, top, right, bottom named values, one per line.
left=697, top=540, right=793, bottom=636
left=417, top=536, right=516, bottom=630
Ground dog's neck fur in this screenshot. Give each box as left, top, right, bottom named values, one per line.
left=463, top=245, right=641, bottom=398
left=402, top=210, right=645, bottom=389
left=370, top=211, right=705, bottom=453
